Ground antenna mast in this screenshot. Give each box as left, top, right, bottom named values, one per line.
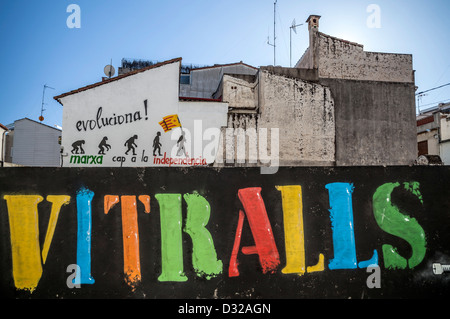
left=290, top=19, right=303, bottom=67
left=40, top=84, right=55, bottom=122
left=267, top=0, right=277, bottom=65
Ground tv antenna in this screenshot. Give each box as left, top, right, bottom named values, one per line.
left=40, top=84, right=55, bottom=122
left=104, top=59, right=115, bottom=78
left=290, top=19, right=303, bottom=67
left=267, top=0, right=277, bottom=65
left=416, top=93, right=428, bottom=114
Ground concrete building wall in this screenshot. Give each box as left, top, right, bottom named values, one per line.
left=416, top=113, right=440, bottom=157
left=180, top=63, right=258, bottom=99
left=416, top=104, right=450, bottom=164
left=292, top=15, right=417, bottom=166
left=417, top=130, right=439, bottom=155
left=219, top=74, right=258, bottom=110
left=439, top=114, right=450, bottom=140
left=321, top=79, right=417, bottom=166
left=316, top=33, right=414, bottom=83
left=217, top=61, right=417, bottom=167
left=438, top=113, right=450, bottom=164
left=295, top=15, right=414, bottom=84
left=296, top=47, right=312, bottom=69
left=216, top=67, right=335, bottom=167
left=440, top=143, right=450, bottom=165
left=258, top=70, right=335, bottom=166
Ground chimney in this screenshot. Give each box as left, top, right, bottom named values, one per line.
left=306, top=15, right=321, bottom=70
left=306, top=15, right=320, bottom=31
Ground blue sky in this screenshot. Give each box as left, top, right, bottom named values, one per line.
left=1, top=0, right=449, bottom=128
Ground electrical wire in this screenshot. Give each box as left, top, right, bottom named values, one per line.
left=417, top=98, right=450, bottom=109
left=416, top=82, right=450, bottom=95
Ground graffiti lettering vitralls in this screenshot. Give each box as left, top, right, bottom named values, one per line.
left=2, top=178, right=427, bottom=293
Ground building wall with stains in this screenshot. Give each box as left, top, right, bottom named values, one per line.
left=321, top=78, right=417, bottom=166
left=216, top=68, right=335, bottom=167
left=316, top=32, right=414, bottom=83
left=258, top=69, right=335, bottom=166
left=291, top=16, right=417, bottom=166
left=295, top=16, right=414, bottom=84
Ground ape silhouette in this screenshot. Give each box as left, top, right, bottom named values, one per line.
left=98, top=136, right=111, bottom=155
left=71, top=140, right=85, bottom=154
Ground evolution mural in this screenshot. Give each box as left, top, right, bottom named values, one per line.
left=1, top=166, right=449, bottom=298
left=56, top=59, right=228, bottom=168
left=68, top=105, right=210, bottom=168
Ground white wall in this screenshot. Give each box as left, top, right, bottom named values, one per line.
left=318, top=33, right=414, bottom=83
left=11, top=119, right=61, bottom=167
left=258, top=70, right=335, bottom=165
left=439, top=114, right=450, bottom=164
left=0, top=126, right=7, bottom=166
left=59, top=60, right=228, bottom=167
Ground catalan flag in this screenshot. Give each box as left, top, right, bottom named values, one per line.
left=159, top=114, right=181, bottom=132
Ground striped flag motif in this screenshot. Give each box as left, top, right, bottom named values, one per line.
left=159, top=114, right=181, bottom=132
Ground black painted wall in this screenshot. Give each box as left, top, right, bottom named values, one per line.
left=1, top=166, right=449, bottom=299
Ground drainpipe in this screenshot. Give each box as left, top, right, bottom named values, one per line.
left=1, top=129, right=8, bottom=167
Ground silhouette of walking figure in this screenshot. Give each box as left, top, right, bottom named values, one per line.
left=176, top=129, right=187, bottom=157
left=124, top=135, right=138, bottom=155
left=153, top=132, right=162, bottom=156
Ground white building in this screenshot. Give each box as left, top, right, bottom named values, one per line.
left=54, top=58, right=229, bottom=167
left=416, top=102, right=450, bottom=164
left=4, top=118, right=62, bottom=167
left=179, top=62, right=258, bottom=99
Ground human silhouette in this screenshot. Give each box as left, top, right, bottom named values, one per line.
left=176, top=130, right=187, bottom=157
left=153, top=132, right=162, bottom=156
left=124, top=135, right=138, bottom=155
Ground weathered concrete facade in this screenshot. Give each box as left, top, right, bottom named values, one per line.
left=416, top=102, right=450, bottom=164
left=214, top=15, right=417, bottom=167
left=321, top=79, right=417, bottom=166
left=295, top=15, right=415, bottom=84
left=293, top=15, right=417, bottom=166
left=258, top=69, right=335, bottom=166
left=52, top=14, right=416, bottom=169
left=215, top=67, right=335, bottom=167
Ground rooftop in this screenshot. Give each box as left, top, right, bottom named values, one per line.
left=53, top=57, right=182, bottom=104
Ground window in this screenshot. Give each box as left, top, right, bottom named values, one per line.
left=180, top=74, right=190, bottom=85
left=418, top=140, right=428, bottom=156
